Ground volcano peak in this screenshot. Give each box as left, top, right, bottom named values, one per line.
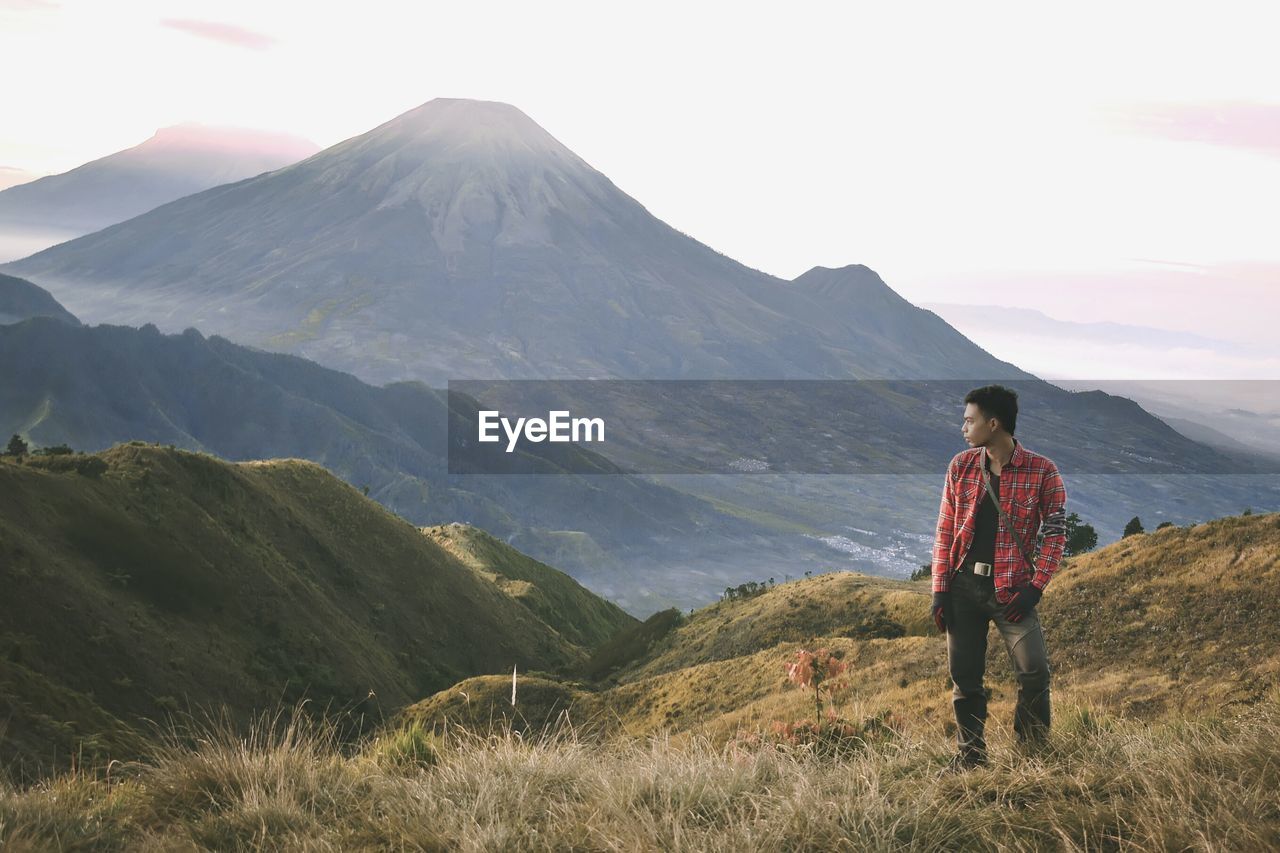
left=363, top=97, right=574, bottom=161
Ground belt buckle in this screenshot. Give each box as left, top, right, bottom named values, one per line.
left=974, top=561, right=993, bottom=577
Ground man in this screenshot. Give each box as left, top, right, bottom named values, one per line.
left=930, top=384, right=1068, bottom=769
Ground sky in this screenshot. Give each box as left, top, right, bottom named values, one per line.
left=2, top=0, right=1278, bottom=380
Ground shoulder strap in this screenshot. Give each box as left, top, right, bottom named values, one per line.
left=980, top=463, right=1039, bottom=573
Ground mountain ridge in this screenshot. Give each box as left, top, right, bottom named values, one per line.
left=0, top=123, right=319, bottom=241
left=2, top=97, right=1033, bottom=385
left=0, top=314, right=790, bottom=611
left=0, top=273, right=79, bottom=326
left=0, top=441, right=637, bottom=778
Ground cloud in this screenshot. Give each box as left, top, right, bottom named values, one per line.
left=1098, top=99, right=1280, bottom=159
left=0, top=165, right=37, bottom=191
left=920, top=301, right=1256, bottom=358
left=904, top=260, right=1280, bottom=359
left=923, top=301, right=1280, bottom=381
left=160, top=18, right=276, bottom=50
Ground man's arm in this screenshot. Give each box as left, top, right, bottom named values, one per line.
left=1030, top=461, right=1068, bottom=591
left=931, top=460, right=958, bottom=593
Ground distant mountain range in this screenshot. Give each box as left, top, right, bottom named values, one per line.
left=4, top=303, right=1277, bottom=615
left=922, top=304, right=1280, bottom=459
left=3, top=99, right=1032, bottom=386
left=0, top=123, right=318, bottom=260
left=0, top=310, right=808, bottom=613
left=1, top=99, right=1275, bottom=613
left=1052, top=377, right=1280, bottom=462
left=921, top=302, right=1259, bottom=355
left=0, top=166, right=36, bottom=192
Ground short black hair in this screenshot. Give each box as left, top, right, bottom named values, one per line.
left=964, top=385, right=1018, bottom=435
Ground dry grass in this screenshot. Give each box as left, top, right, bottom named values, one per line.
left=3, top=687, right=1279, bottom=852
left=612, top=571, right=934, bottom=685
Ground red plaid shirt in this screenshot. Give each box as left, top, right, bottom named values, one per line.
left=931, top=437, right=1068, bottom=604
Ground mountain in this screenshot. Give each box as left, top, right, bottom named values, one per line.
left=0, top=166, right=36, bottom=191
left=920, top=302, right=1255, bottom=354
left=2, top=98, right=1034, bottom=386
left=2, top=315, right=1277, bottom=614
left=1157, top=413, right=1280, bottom=459
left=0, top=442, right=637, bottom=778
left=789, top=266, right=1010, bottom=368
left=3, top=99, right=1274, bottom=612
left=0, top=123, right=319, bottom=254
left=0, top=316, right=797, bottom=613
left=1051, top=376, right=1280, bottom=462
left=0, top=273, right=79, bottom=326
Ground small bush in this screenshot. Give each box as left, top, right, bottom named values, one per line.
left=33, top=443, right=75, bottom=456
left=367, top=721, right=441, bottom=770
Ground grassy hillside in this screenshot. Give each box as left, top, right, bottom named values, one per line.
left=422, top=523, right=638, bottom=650
left=403, top=511, right=1280, bottom=749
left=1045, top=512, right=1280, bottom=715
left=0, top=442, right=628, bottom=779
left=610, top=570, right=933, bottom=683
left=2, top=495, right=1278, bottom=848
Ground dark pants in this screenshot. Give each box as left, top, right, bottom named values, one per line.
left=946, top=569, right=1052, bottom=761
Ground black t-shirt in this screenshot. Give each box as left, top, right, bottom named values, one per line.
left=968, top=470, right=999, bottom=565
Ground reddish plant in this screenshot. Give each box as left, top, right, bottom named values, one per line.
left=784, top=647, right=847, bottom=728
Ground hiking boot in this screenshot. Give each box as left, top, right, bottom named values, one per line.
left=1014, top=733, right=1051, bottom=759
left=945, top=750, right=988, bottom=772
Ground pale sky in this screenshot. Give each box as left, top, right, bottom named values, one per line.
left=2, top=0, right=1278, bottom=378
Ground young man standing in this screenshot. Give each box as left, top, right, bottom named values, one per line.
left=930, top=384, right=1068, bottom=769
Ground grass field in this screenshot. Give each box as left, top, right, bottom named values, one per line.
left=2, top=686, right=1278, bottom=851
left=3, top=443, right=1277, bottom=849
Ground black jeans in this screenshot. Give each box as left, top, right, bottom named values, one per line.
left=946, top=569, right=1052, bottom=761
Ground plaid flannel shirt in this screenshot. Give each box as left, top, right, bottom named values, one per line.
left=931, top=437, right=1068, bottom=605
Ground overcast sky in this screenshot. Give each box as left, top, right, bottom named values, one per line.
left=2, top=0, right=1277, bottom=380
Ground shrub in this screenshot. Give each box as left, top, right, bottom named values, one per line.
left=1065, top=511, right=1098, bottom=555
left=366, top=721, right=441, bottom=770
left=784, top=647, right=847, bottom=727
left=33, top=443, right=75, bottom=456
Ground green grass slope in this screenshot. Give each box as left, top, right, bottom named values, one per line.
left=422, top=523, right=638, bottom=650
left=0, top=442, right=627, bottom=778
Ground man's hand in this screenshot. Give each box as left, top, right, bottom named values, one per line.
left=932, top=592, right=950, bottom=634
left=1003, top=583, right=1042, bottom=623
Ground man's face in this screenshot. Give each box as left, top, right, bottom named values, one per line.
left=962, top=402, right=998, bottom=446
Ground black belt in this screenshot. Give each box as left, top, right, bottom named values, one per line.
left=959, top=558, right=994, bottom=577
